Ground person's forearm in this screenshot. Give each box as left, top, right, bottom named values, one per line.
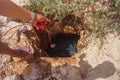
left=0, top=0, right=32, bottom=22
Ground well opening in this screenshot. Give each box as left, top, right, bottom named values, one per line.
left=35, top=14, right=82, bottom=57
left=46, top=33, right=80, bottom=57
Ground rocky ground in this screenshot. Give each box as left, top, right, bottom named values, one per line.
left=0, top=0, right=120, bottom=80
left=0, top=22, right=120, bottom=80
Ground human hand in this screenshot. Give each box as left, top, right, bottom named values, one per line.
left=31, top=14, right=51, bottom=28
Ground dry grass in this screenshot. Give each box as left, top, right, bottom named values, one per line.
left=29, top=0, right=86, bottom=22
left=28, top=0, right=120, bottom=44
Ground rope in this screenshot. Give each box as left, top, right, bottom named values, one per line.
left=36, top=22, right=55, bottom=48
left=0, top=22, right=55, bottom=48
left=0, top=24, right=26, bottom=39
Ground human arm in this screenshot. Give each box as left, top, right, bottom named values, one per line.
left=0, top=0, right=51, bottom=25
left=0, top=0, right=51, bottom=57
left=0, top=0, right=32, bottom=22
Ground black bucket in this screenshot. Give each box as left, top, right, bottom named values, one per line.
left=47, top=33, right=80, bottom=57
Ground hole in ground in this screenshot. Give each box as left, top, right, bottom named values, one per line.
left=46, top=33, right=80, bottom=57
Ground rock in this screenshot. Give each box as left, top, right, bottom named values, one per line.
left=82, top=32, right=120, bottom=80
left=0, top=21, right=41, bottom=62
left=66, top=66, right=82, bottom=80
left=22, top=60, right=51, bottom=80
left=0, top=16, right=9, bottom=25
left=103, top=34, right=120, bottom=61
left=3, top=74, right=22, bottom=80
left=43, top=57, right=82, bottom=80
left=85, top=61, right=115, bottom=80
left=0, top=55, right=12, bottom=64
left=49, top=21, right=64, bottom=35
left=10, top=0, right=29, bottom=6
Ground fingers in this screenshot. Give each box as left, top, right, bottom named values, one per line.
left=31, top=14, right=51, bottom=27
left=45, top=17, right=51, bottom=27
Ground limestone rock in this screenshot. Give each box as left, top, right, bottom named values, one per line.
left=10, top=0, right=29, bottom=6
left=3, top=74, right=22, bottom=80
left=0, top=16, right=8, bottom=25
left=22, top=60, right=51, bottom=80
left=0, top=55, right=12, bottom=64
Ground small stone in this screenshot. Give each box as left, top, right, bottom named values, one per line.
left=61, top=68, right=67, bottom=76
left=1, top=55, right=12, bottom=64
left=3, top=74, right=22, bottom=80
